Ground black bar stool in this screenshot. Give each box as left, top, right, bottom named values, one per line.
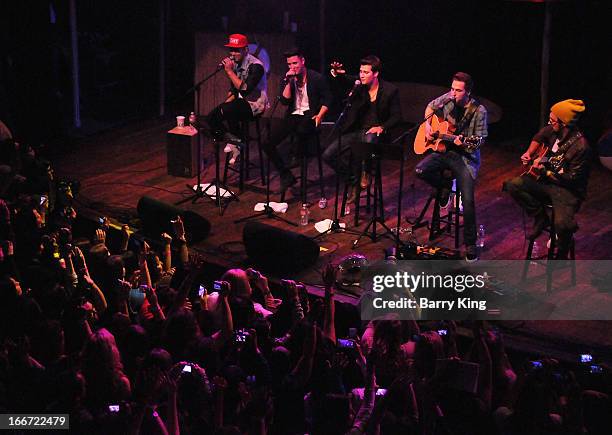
left=412, top=179, right=463, bottom=248
left=522, top=205, right=576, bottom=293
left=223, top=115, right=266, bottom=191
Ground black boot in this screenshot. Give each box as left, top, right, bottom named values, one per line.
left=279, top=172, right=297, bottom=195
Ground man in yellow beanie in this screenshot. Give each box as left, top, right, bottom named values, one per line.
left=503, top=99, right=591, bottom=259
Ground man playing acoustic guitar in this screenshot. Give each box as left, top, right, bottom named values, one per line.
left=414, top=72, right=488, bottom=262
left=503, top=99, right=590, bottom=260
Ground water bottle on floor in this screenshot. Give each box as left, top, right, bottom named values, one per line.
left=299, top=204, right=309, bottom=226
left=477, top=224, right=486, bottom=248
left=531, top=241, right=540, bottom=265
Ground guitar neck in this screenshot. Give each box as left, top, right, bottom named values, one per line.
left=438, top=133, right=459, bottom=143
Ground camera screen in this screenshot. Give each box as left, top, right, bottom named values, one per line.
left=182, top=365, right=192, bottom=373
left=337, top=338, right=354, bottom=348
left=213, top=282, right=221, bottom=291
left=234, top=329, right=249, bottom=343
left=590, top=365, right=603, bottom=374
left=437, top=329, right=448, bottom=336
left=531, top=360, right=543, bottom=369
left=108, top=405, right=120, bottom=413
left=580, top=354, right=593, bottom=363
left=199, top=285, right=206, bottom=297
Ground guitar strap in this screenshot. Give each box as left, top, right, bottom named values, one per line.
left=556, top=130, right=583, bottom=156
left=454, top=100, right=479, bottom=136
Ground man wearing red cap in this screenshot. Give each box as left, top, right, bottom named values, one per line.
left=503, top=99, right=591, bottom=259
left=207, top=33, right=268, bottom=164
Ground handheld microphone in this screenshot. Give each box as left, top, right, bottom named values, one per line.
left=348, top=79, right=362, bottom=97
left=281, top=73, right=299, bottom=86
left=217, top=56, right=234, bottom=69
left=437, top=97, right=454, bottom=109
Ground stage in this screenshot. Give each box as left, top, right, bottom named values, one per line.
left=54, top=115, right=612, bottom=363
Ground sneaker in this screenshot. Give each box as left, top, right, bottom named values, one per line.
left=465, top=245, right=479, bottom=263
left=438, top=186, right=452, bottom=209
left=360, top=171, right=370, bottom=190
left=228, top=145, right=241, bottom=165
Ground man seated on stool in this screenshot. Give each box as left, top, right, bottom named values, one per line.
left=262, top=48, right=331, bottom=196
left=323, top=55, right=402, bottom=203
left=207, top=33, right=268, bottom=165
left=503, top=99, right=590, bottom=260
left=414, top=72, right=488, bottom=262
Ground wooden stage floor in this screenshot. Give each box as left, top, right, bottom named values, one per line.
left=54, top=117, right=612, bottom=361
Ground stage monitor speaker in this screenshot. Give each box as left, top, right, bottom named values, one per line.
left=137, top=196, right=210, bottom=243
left=167, top=127, right=198, bottom=177
left=243, top=222, right=319, bottom=275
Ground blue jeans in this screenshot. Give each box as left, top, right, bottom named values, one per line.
left=323, top=130, right=380, bottom=184
left=415, top=151, right=477, bottom=247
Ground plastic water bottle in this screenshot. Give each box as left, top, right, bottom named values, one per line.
left=477, top=224, right=486, bottom=248
left=530, top=241, right=540, bottom=265
left=299, top=204, right=309, bottom=226
left=188, top=111, right=197, bottom=127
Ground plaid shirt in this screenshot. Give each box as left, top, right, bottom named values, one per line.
left=428, top=92, right=488, bottom=178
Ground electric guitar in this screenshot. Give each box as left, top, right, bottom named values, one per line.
left=414, top=114, right=483, bottom=155
left=522, top=144, right=564, bottom=179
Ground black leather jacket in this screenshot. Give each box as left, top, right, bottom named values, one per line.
left=533, top=126, right=591, bottom=199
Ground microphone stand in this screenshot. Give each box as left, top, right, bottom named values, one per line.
left=234, top=82, right=297, bottom=226
left=314, top=84, right=361, bottom=240
left=400, top=107, right=445, bottom=232
left=176, top=66, right=239, bottom=215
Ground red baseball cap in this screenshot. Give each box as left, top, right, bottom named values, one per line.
left=224, top=34, right=248, bottom=48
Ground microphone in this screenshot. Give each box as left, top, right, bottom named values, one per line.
left=217, top=56, right=234, bottom=69
left=281, top=73, right=299, bottom=86
left=437, top=97, right=454, bottom=109
left=348, top=79, right=362, bottom=97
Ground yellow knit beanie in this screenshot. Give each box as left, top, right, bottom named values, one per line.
left=550, top=99, right=585, bottom=125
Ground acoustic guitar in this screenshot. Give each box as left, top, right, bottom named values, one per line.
left=522, top=144, right=564, bottom=180
left=414, top=114, right=483, bottom=155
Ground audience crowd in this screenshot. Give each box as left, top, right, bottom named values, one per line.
left=1, top=135, right=612, bottom=434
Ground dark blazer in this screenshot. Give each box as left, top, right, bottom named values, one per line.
left=340, top=79, right=402, bottom=135
left=279, top=69, right=332, bottom=118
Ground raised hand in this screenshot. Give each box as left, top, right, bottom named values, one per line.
left=160, top=232, right=172, bottom=244
left=330, top=61, right=346, bottom=77
left=221, top=57, right=235, bottom=73
left=171, top=216, right=186, bottom=242
left=94, top=228, right=106, bottom=245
